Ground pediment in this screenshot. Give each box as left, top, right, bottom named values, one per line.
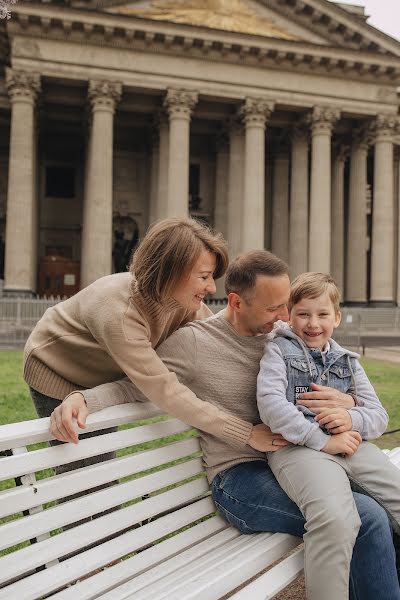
left=104, top=0, right=315, bottom=43
left=102, top=0, right=400, bottom=56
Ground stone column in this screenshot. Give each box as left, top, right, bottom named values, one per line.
left=156, top=112, right=169, bottom=221
left=214, top=132, right=229, bottom=297
left=149, top=127, right=159, bottom=225
left=308, top=106, right=340, bottom=273
left=289, top=125, right=309, bottom=278
left=4, top=69, right=41, bottom=296
left=331, top=144, right=348, bottom=295
left=227, top=119, right=245, bottom=260
left=81, top=80, right=121, bottom=289
left=240, top=98, right=274, bottom=252
left=164, top=88, right=198, bottom=217
left=370, top=114, right=397, bottom=304
left=396, top=147, right=400, bottom=306
left=346, top=132, right=369, bottom=304
left=271, top=149, right=290, bottom=262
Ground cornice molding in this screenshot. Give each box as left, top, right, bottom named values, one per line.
left=7, top=4, right=400, bottom=85
left=264, top=0, right=400, bottom=57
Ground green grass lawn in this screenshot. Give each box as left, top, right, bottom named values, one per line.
left=1, top=350, right=400, bottom=444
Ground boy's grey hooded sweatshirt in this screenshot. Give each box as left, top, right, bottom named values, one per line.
left=257, top=325, right=389, bottom=451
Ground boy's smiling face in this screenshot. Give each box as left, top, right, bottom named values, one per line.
left=289, top=292, right=341, bottom=350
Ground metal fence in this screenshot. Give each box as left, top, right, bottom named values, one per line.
left=0, top=297, right=400, bottom=349
left=0, top=297, right=63, bottom=348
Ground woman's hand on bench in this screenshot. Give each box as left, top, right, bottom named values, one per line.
left=248, top=424, right=290, bottom=452
left=50, top=392, right=89, bottom=444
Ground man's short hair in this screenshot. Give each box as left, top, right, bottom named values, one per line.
left=225, top=250, right=289, bottom=299
left=289, top=272, right=341, bottom=313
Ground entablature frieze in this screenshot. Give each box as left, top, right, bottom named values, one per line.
left=7, top=4, right=400, bottom=86
left=21, top=0, right=400, bottom=58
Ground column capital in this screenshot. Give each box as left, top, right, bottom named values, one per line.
left=370, top=113, right=399, bottom=143
left=226, top=116, right=244, bottom=137
left=352, top=125, right=372, bottom=151
left=88, top=80, right=122, bottom=112
left=154, top=109, right=169, bottom=129
left=152, top=110, right=169, bottom=146
left=239, top=97, right=274, bottom=127
left=163, top=88, right=198, bottom=120
left=291, top=122, right=309, bottom=144
left=309, top=106, right=340, bottom=135
left=216, top=129, right=229, bottom=153
left=333, top=142, right=350, bottom=164
left=5, top=69, right=41, bottom=103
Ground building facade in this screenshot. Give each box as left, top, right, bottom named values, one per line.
left=0, top=0, right=400, bottom=303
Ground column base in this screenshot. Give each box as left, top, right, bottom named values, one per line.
left=3, top=288, right=35, bottom=298
left=368, top=300, right=397, bottom=308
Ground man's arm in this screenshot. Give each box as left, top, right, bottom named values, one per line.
left=257, top=342, right=330, bottom=451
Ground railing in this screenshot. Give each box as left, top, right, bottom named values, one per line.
left=0, top=297, right=63, bottom=325
left=0, top=298, right=400, bottom=349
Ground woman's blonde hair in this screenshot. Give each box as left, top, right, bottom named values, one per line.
left=289, top=272, right=341, bottom=313
left=131, top=217, right=229, bottom=302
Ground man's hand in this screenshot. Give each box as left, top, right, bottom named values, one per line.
left=297, top=383, right=355, bottom=413
left=322, top=431, right=362, bottom=456
left=315, top=407, right=353, bottom=434
left=50, top=392, right=89, bottom=444
left=248, top=423, right=290, bottom=452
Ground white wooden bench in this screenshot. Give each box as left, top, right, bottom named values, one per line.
left=0, top=404, right=399, bottom=600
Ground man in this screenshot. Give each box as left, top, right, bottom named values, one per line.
left=51, top=250, right=399, bottom=600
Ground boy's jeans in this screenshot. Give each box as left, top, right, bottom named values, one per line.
left=211, top=460, right=400, bottom=600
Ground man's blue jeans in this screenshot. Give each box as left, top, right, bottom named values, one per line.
left=211, top=461, right=400, bottom=600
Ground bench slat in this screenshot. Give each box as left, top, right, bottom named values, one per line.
left=51, top=518, right=232, bottom=600
left=94, top=528, right=245, bottom=600
left=130, top=532, right=277, bottom=600
left=0, top=479, right=210, bottom=585
left=0, top=438, right=201, bottom=518
left=230, top=545, right=305, bottom=600
left=0, top=404, right=164, bottom=452
left=0, top=419, right=191, bottom=482
left=110, top=532, right=300, bottom=600
left=0, top=458, right=205, bottom=551
left=0, top=498, right=219, bottom=600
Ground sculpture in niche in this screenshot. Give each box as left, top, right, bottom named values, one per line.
left=112, top=215, right=139, bottom=273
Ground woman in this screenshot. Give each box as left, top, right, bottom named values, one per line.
left=25, top=217, right=275, bottom=451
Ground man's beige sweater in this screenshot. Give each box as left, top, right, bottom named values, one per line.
left=81, top=310, right=268, bottom=483
left=24, top=273, right=253, bottom=447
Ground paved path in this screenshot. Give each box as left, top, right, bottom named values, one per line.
left=360, top=346, right=400, bottom=364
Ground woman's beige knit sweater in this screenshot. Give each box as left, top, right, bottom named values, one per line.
left=24, top=272, right=253, bottom=447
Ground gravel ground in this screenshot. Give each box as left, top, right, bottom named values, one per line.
left=274, top=575, right=306, bottom=600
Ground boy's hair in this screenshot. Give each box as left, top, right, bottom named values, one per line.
left=289, top=272, right=341, bottom=312
left=131, top=217, right=229, bottom=302
left=225, top=250, right=289, bottom=300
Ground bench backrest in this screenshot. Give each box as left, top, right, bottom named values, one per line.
left=0, top=404, right=225, bottom=599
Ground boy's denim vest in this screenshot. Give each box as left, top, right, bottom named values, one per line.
left=273, top=335, right=357, bottom=428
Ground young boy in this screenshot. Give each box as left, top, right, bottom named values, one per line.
left=257, top=272, right=400, bottom=596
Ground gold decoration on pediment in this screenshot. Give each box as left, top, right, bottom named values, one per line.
left=111, top=0, right=301, bottom=41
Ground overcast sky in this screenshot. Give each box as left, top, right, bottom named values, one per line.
left=331, top=0, right=400, bottom=41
